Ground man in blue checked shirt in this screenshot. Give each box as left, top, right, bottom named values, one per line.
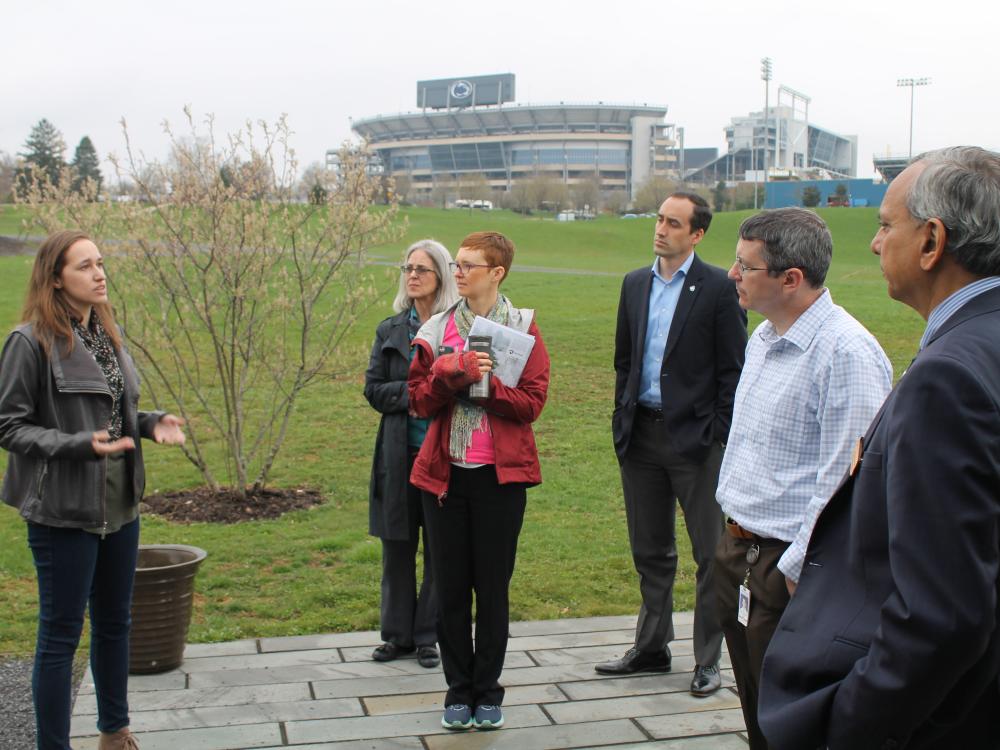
left=714, top=208, right=892, bottom=750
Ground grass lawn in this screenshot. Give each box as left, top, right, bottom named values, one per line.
left=0, top=204, right=924, bottom=656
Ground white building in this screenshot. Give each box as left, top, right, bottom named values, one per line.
left=687, top=87, right=857, bottom=184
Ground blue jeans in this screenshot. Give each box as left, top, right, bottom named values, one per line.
left=28, top=518, right=139, bottom=750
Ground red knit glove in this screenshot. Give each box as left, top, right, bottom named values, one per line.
left=430, top=351, right=483, bottom=389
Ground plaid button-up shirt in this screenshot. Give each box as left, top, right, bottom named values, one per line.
left=717, top=289, right=893, bottom=581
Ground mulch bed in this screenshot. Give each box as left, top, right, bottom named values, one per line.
left=142, top=486, right=325, bottom=523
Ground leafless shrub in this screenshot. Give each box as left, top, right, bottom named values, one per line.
left=18, top=109, right=404, bottom=496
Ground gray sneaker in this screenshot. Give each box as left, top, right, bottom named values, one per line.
left=441, top=704, right=473, bottom=730
left=473, top=704, right=504, bottom=730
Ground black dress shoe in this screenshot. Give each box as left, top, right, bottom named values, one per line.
left=417, top=645, right=440, bottom=668
left=372, top=642, right=415, bottom=662
left=690, top=663, right=721, bottom=696
left=594, top=647, right=671, bottom=675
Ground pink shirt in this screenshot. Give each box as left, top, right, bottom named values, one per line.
left=443, top=313, right=495, bottom=465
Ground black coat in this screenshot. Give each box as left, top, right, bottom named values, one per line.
left=612, top=253, right=747, bottom=463
left=759, top=286, right=1000, bottom=750
left=364, top=311, right=414, bottom=540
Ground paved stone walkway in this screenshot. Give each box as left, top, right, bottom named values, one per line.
left=70, top=613, right=747, bottom=749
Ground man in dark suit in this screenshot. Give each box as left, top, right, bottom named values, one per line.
left=759, top=146, right=1000, bottom=749
left=596, top=191, right=747, bottom=697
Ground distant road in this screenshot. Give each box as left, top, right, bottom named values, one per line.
left=2, top=236, right=623, bottom=278
left=368, top=257, right=621, bottom=278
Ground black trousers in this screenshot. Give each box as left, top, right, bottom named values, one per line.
left=620, top=412, right=725, bottom=666
left=715, top=531, right=790, bottom=750
left=379, top=453, right=436, bottom=648
left=422, top=465, right=526, bottom=707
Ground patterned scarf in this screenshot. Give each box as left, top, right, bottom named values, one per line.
left=72, top=316, right=125, bottom=440
left=449, top=295, right=510, bottom=463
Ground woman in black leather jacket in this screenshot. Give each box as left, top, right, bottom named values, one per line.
left=364, top=239, right=458, bottom=669
left=0, top=230, right=186, bottom=750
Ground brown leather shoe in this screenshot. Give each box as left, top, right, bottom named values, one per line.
left=594, top=647, right=671, bottom=675
left=98, top=727, right=140, bottom=749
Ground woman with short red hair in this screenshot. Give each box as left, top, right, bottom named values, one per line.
left=408, top=231, right=550, bottom=731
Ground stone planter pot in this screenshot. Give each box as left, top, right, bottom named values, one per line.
left=129, top=544, right=208, bottom=674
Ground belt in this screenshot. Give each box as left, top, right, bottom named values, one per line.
left=725, top=517, right=779, bottom=542
left=636, top=405, right=664, bottom=421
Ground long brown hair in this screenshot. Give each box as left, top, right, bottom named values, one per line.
left=21, top=230, right=122, bottom=356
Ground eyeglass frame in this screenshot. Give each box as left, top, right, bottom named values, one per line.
left=733, top=256, right=786, bottom=275
left=448, top=260, right=495, bottom=275
left=399, top=264, right=437, bottom=276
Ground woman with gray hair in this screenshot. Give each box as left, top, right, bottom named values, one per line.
left=364, top=239, right=458, bottom=667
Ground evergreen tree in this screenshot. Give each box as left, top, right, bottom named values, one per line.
left=801, top=186, right=822, bottom=207
left=71, top=136, right=103, bottom=195
left=18, top=118, right=67, bottom=187
left=712, top=180, right=728, bottom=212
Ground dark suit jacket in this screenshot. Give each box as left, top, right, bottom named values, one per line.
left=759, top=285, right=1000, bottom=750
left=612, top=253, right=747, bottom=463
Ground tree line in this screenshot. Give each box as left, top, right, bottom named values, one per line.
left=0, top=119, right=104, bottom=202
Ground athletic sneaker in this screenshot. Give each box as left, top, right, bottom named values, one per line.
left=441, top=704, right=473, bottom=730
left=473, top=704, right=504, bottom=730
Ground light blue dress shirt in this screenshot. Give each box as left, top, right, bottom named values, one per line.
left=638, top=252, right=695, bottom=408
left=919, top=276, right=1000, bottom=350
left=716, top=290, right=893, bottom=582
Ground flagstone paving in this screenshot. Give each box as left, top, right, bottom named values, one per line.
left=71, top=613, right=748, bottom=749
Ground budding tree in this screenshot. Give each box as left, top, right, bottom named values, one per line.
left=19, top=109, right=403, bottom=497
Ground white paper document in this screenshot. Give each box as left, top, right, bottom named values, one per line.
left=465, top=316, right=536, bottom=386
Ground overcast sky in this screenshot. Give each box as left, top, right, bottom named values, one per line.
left=3, top=0, right=993, bottom=182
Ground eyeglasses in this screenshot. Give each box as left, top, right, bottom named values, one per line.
left=733, top=257, right=774, bottom=274
left=400, top=264, right=436, bottom=276
left=449, top=261, right=494, bottom=275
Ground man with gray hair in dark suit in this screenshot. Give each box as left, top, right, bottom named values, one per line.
left=760, top=146, right=1000, bottom=749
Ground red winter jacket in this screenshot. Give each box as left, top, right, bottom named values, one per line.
left=408, top=312, right=549, bottom=499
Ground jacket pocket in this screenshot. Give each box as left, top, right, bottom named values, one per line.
left=35, top=461, right=48, bottom=499
left=44, top=459, right=99, bottom=524
left=824, top=635, right=870, bottom=674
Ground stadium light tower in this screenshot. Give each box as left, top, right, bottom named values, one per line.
left=897, top=77, right=931, bottom=159
left=761, top=57, right=772, bottom=185
left=754, top=56, right=773, bottom=210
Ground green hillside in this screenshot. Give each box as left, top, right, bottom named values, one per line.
left=0, top=205, right=923, bottom=655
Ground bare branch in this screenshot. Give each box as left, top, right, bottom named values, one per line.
left=19, top=115, right=401, bottom=497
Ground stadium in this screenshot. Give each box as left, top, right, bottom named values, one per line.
left=341, top=73, right=867, bottom=209
left=343, top=74, right=678, bottom=203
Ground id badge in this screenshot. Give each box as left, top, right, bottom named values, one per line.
left=738, top=584, right=751, bottom=627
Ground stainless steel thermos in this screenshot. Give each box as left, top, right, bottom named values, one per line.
left=467, top=334, right=492, bottom=399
